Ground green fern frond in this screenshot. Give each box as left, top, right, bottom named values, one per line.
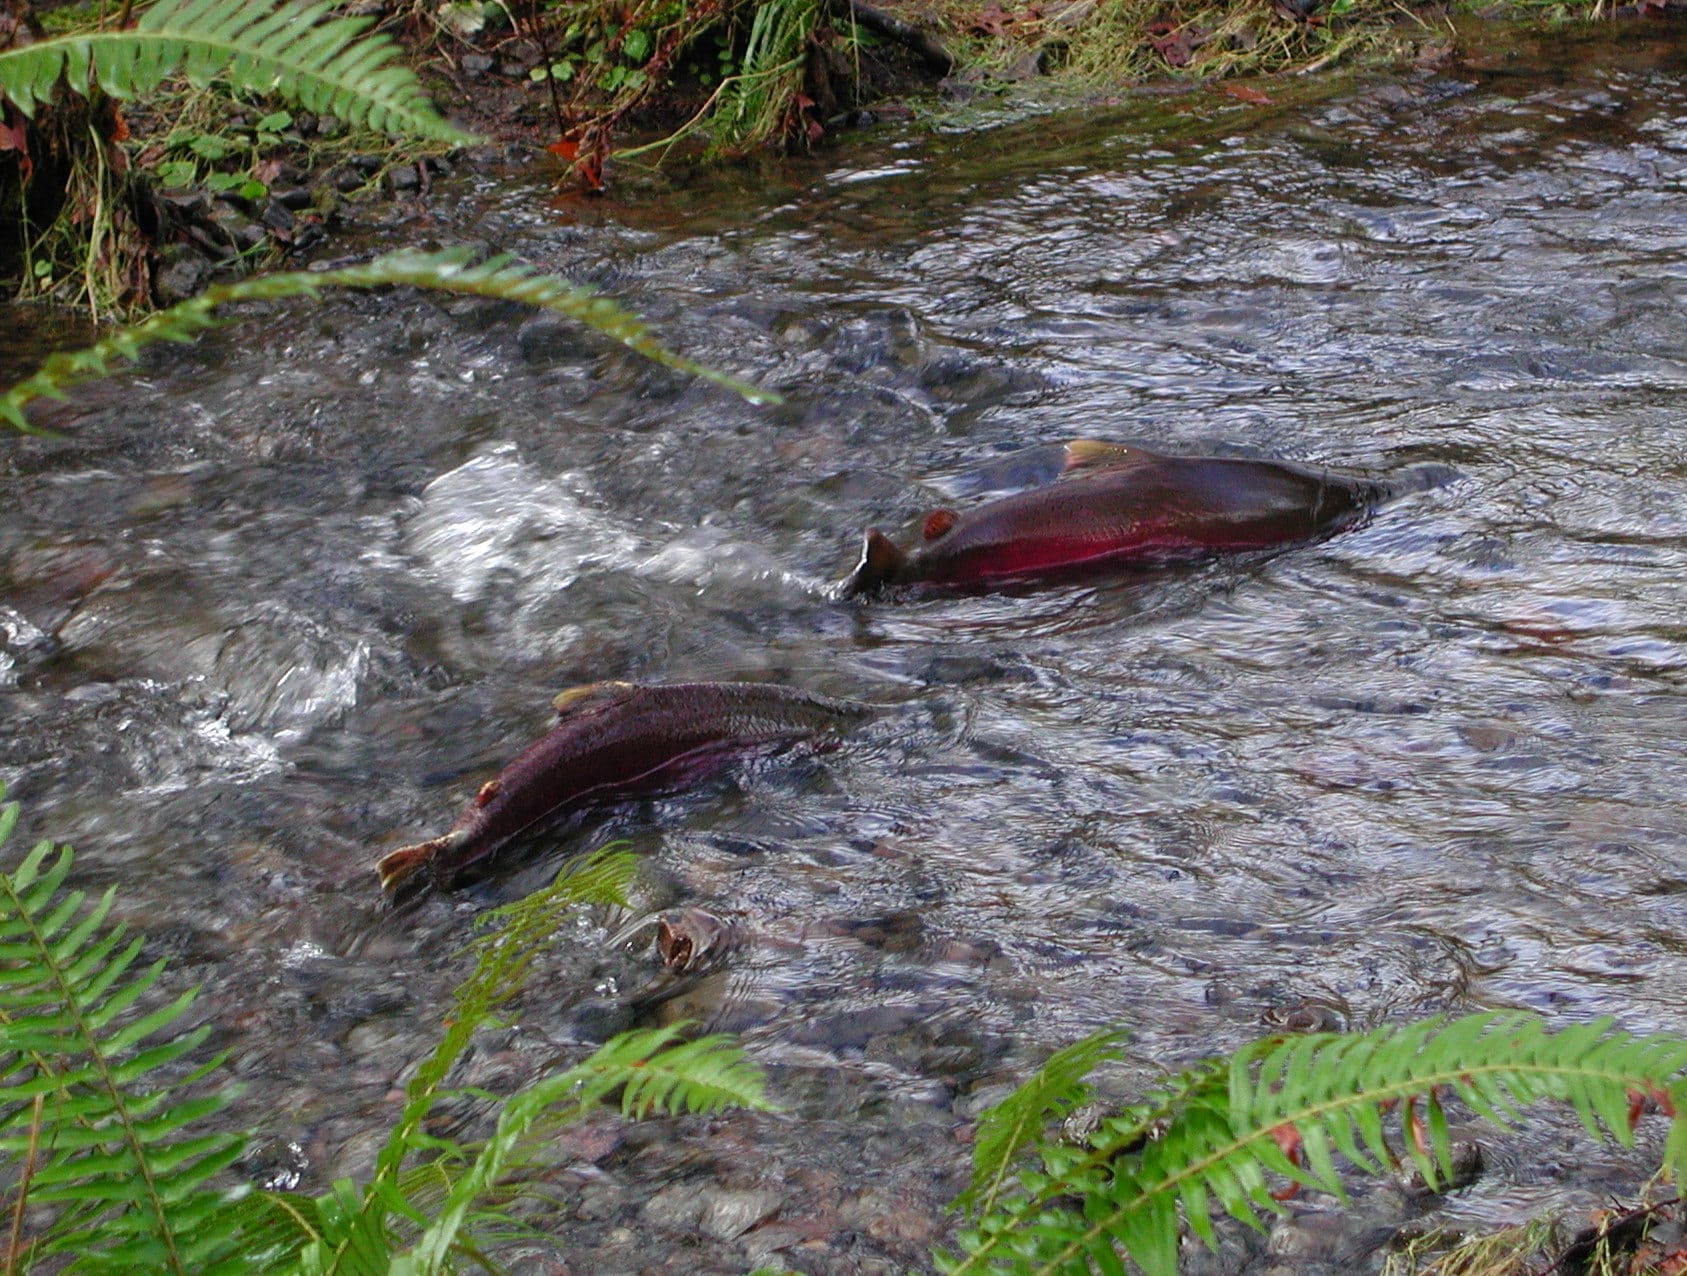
left=377, top=845, right=641, bottom=1181
left=580, top=1023, right=774, bottom=1118
left=944, top=1013, right=1687, bottom=1276
left=404, top=1024, right=772, bottom=1275
left=0, top=787, right=248, bottom=1276
left=0, top=247, right=779, bottom=434
left=269, top=846, right=648, bottom=1276
left=0, top=0, right=471, bottom=141
left=957, top=1024, right=1132, bottom=1217
left=297, top=856, right=764, bottom=1276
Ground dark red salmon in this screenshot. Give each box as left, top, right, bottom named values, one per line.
left=376, top=681, right=869, bottom=894
left=837, top=440, right=1388, bottom=597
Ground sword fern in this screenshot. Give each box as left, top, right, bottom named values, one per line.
left=0, top=798, right=249, bottom=1276
left=1, top=245, right=779, bottom=432
left=0, top=0, right=469, bottom=142
left=945, top=1015, right=1687, bottom=1276
left=0, top=791, right=772, bottom=1274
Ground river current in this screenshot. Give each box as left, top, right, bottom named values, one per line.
left=4, top=25, right=1687, bottom=1274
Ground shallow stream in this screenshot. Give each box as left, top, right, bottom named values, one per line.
left=5, top=25, right=1687, bottom=1274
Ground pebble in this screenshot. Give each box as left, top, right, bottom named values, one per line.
left=640, top=1183, right=783, bottom=1240
left=271, top=186, right=313, bottom=211
left=152, top=246, right=214, bottom=304
left=208, top=205, right=265, bottom=252
left=517, top=312, right=600, bottom=364
left=261, top=200, right=295, bottom=234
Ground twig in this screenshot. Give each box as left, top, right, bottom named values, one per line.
left=525, top=0, right=567, bottom=139
left=3, top=1094, right=45, bottom=1276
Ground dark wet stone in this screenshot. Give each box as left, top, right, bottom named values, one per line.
left=1396, top=1140, right=1484, bottom=1196
left=1261, top=1001, right=1347, bottom=1033
left=291, top=220, right=327, bottom=252
left=461, top=52, right=493, bottom=76
left=772, top=311, right=830, bottom=349
left=332, top=165, right=367, bottom=194
left=291, top=111, right=316, bottom=135
left=517, top=313, right=601, bottom=364
left=271, top=186, right=312, bottom=211
left=209, top=206, right=266, bottom=252
left=640, top=1182, right=784, bottom=1240
left=152, top=246, right=215, bottom=305
left=315, top=113, right=345, bottom=138
left=388, top=165, right=421, bottom=193
left=261, top=200, right=295, bottom=235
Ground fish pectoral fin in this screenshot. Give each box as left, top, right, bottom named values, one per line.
left=553, top=680, right=639, bottom=717
left=837, top=528, right=907, bottom=598
left=1062, top=439, right=1156, bottom=473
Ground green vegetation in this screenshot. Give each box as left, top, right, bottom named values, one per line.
left=0, top=0, right=1651, bottom=316
left=0, top=784, right=772, bottom=1274
left=944, top=1016, right=1687, bottom=1275
left=0, top=0, right=470, bottom=137
left=0, top=244, right=778, bottom=433
left=5, top=758, right=1685, bottom=1276
left=0, top=0, right=473, bottom=313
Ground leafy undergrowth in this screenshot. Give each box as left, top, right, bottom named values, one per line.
left=944, top=1017, right=1687, bottom=1275
left=892, top=0, right=1677, bottom=88
left=0, top=782, right=773, bottom=1274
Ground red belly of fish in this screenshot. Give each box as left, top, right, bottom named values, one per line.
left=939, top=527, right=1213, bottom=582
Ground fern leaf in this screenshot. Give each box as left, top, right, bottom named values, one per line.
left=0, top=786, right=247, bottom=1276
left=404, top=1025, right=772, bottom=1275
left=593, top=1024, right=774, bottom=1117
left=1, top=248, right=779, bottom=434
left=0, top=0, right=471, bottom=142
left=957, top=1024, right=1131, bottom=1217
left=944, top=1013, right=1687, bottom=1276
left=268, top=845, right=653, bottom=1276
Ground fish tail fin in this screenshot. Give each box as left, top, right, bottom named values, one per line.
left=836, top=529, right=906, bottom=598
left=1370, top=462, right=1461, bottom=504
left=375, top=831, right=463, bottom=895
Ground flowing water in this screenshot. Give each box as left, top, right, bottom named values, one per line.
left=5, top=25, right=1687, bottom=1274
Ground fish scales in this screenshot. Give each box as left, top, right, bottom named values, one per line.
left=839, top=443, right=1385, bottom=596
left=375, top=682, right=867, bottom=894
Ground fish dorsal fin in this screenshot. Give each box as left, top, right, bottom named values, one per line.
left=553, top=680, right=638, bottom=717
left=837, top=528, right=907, bottom=598
left=923, top=508, right=958, bottom=541
left=1062, top=439, right=1156, bottom=474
